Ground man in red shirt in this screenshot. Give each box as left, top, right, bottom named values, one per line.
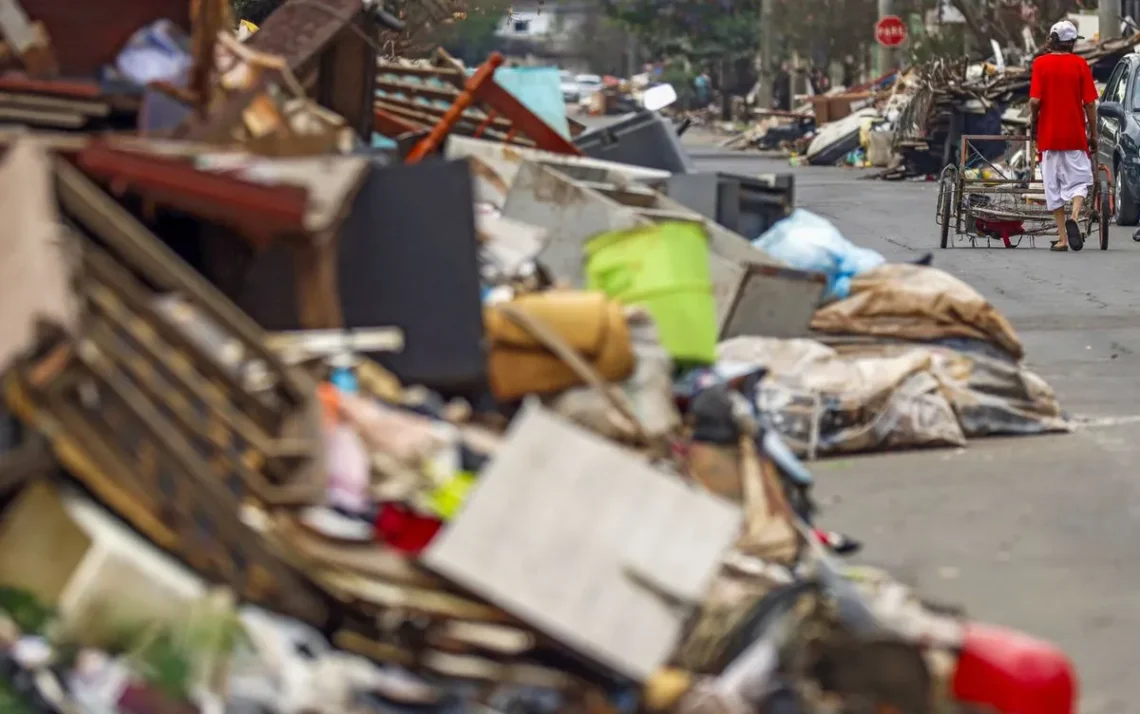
left=1029, top=20, right=1099, bottom=251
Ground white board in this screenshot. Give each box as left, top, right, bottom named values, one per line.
left=422, top=403, right=742, bottom=681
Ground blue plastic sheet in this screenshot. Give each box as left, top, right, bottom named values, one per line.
left=752, top=209, right=885, bottom=301
left=491, top=67, right=570, bottom=139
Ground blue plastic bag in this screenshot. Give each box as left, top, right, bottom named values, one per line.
left=752, top=209, right=885, bottom=301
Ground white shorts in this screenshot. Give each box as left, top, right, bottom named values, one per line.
left=1041, top=150, right=1092, bottom=211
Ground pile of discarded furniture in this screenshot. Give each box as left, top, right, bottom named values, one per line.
left=0, top=0, right=1080, bottom=713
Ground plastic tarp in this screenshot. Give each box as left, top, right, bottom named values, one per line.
left=718, top=335, right=1068, bottom=459
left=719, top=337, right=966, bottom=458
left=810, top=264, right=1024, bottom=360
left=752, top=209, right=885, bottom=301
left=831, top=338, right=1070, bottom=439
left=492, top=67, right=571, bottom=139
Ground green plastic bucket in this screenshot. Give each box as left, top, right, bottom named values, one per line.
left=585, top=221, right=717, bottom=365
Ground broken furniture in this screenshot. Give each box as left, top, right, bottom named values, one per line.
left=3, top=146, right=329, bottom=626
left=665, top=172, right=796, bottom=240
left=178, top=0, right=379, bottom=142
left=74, top=143, right=372, bottom=330
left=422, top=403, right=741, bottom=682
left=573, top=109, right=691, bottom=174
left=2, top=0, right=191, bottom=77
left=0, top=481, right=207, bottom=625
left=445, top=134, right=669, bottom=208
left=0, top=75, right=141, bottom=132
left=500, top=160, right=825, bottom=338
left=375, top=50, right=582, bottom=162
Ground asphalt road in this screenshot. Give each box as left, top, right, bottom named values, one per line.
left=685, top=149, right=1140, bottom=713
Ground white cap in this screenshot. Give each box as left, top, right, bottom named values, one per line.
left=1050, top=20, right=1082, bottom=42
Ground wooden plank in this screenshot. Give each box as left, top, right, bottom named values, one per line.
left=422, top=403, right=742, bottom=682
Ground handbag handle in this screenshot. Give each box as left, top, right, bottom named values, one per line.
left=496, top=303, right=649, bottom=443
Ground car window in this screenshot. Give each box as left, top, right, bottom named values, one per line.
left=1129, top=67, right=1140, bottom=109
left=1111, top=66, right=1129, bottom=103
left=1103, top=63, right=1125, bottom=102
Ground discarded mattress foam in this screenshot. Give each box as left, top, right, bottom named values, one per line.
left=806, top=108, right=877, bottom=166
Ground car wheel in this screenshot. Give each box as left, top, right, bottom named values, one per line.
left=1115, top=164, right=1140, bottom=226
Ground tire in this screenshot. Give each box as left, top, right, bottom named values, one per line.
left=1115, top=163, right=1140, bottom=226
left=1101, top=178, right=1111, bottom=250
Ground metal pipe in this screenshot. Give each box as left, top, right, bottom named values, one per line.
left=878, top=0, right=895, bottom=73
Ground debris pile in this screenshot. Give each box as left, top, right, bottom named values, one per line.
left=725, top=29, right=1139, bottom=177
left=0, top=1, right=1081, bottom=713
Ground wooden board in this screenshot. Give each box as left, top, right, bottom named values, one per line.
left=422, top=403, right=742, bottom=682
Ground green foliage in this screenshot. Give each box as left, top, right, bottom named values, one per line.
left=0, top=680, right=34, bottom=714
left=0, top=587, right=53, bottom=636
left=433, top=0, right=513, bottom=65
left=602, top=0, right=764, bottom=61
left=231, top=0, right=282, bottom=24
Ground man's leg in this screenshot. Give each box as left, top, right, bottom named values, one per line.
left=1061, top=151, right=1093, bottom=250
left=1052, top=207, right=1068, bottom=245
left=1043, top=152, right=1069, bottom=248
left=1071, top=194, right=1085, bottom=220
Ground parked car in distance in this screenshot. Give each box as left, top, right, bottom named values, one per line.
left=1096, top=53, right=1140, bottom=225
left=575, top=73, right=603, bottom=107
left=559, top=70, right=579, bottom=103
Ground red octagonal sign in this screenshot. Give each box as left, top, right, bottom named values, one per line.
left=875, top=15, right=908, bottom=47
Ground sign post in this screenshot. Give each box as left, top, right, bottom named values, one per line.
left=875, top=14, right=907, bottom=73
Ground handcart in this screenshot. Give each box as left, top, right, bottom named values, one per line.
left=936, top=134, right=1113, bottom=250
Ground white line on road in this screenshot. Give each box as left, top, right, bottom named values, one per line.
left=1070, top=414, right=1140, bottom=429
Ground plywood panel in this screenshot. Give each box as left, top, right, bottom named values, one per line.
left=422, top=404, right=742, bottom=681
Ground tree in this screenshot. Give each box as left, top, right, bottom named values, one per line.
left=601, top=0, right=764, bottom=62
left=231, top=0, right=281, bottom=24
left=429, top=0, right=513, bottom=64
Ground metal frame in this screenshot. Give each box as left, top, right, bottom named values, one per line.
left=936, top=134, right=1113, bottom=250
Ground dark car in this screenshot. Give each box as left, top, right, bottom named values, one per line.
left=1097, top=54, right=1140, bottom=225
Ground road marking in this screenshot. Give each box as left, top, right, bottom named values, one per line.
left=1070, top=414, right=1140, bottom=429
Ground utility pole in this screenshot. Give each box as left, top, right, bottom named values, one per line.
left=877, top=0, right=895, bottom=73
left=1101, top=0, right=1122, bottom=40
left=757, top=0, right=773, bottom=108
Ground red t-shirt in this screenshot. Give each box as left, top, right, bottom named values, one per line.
left=1030, top=53, right=1098, bottom=151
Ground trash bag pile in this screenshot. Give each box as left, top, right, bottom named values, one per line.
left=0, top=2, right=1078, bottom=714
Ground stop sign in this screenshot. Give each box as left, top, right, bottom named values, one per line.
left=875, top=15, right=908, bottom=47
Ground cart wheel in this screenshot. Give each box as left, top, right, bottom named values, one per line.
left=939, top=178, right=954, bottom=249
left=1100, top=178, right=1111, bottom=250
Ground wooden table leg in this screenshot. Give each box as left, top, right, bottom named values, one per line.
left=293, top=231, right=342, bottom=329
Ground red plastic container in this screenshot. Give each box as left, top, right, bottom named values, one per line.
left=951, top=623, right=1077, bottom=714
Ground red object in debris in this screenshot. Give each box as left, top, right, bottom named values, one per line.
left=875, top=15, right=908, bottom=47
left=975, top=218, right=1025, bottom=248
left=374, top=502, right=443, bottom=554
left=952, top=623, right=1077, bottom=714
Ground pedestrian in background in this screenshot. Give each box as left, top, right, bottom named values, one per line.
left=842, top=55, right=857, bottom=89
left=1029, top=20, right=1098, bottom=252
left=693, top=71, right=710, bottom=109
left=773, top=61, right=791, bottom=111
